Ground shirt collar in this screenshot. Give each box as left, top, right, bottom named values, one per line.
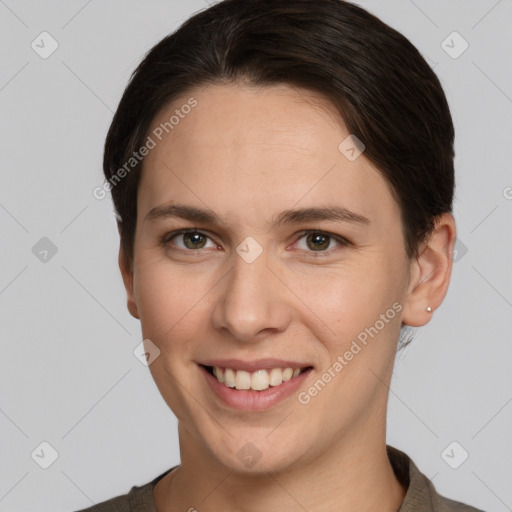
left=387, top=444, right=435, bottom=511
left=137, top=445, right=454, bottom=512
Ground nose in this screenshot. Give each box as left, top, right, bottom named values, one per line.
left=211, top=249, right=292, bottom=343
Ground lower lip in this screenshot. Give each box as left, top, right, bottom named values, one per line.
left=200, top=365, right=312, bottom=411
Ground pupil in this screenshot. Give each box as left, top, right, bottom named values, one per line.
left=185, top=233, right=206, bottom=249
left=308, top=233, right=329, bottom=251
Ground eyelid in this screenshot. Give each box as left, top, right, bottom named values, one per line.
left=161, top=228, right=351, bottom=254
left=161, top=228, right=219, bottom=251
left=289, top=229, right=351, bottom=253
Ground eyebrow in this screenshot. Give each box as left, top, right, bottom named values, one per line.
left=144, top=202, right=370, bottom=228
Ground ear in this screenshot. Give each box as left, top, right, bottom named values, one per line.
left=401, top=212, right=457, bottom=327
left=117, top=222, right=140, bottom=320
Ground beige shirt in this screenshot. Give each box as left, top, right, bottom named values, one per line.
left=76, top=445, right=485, bottom=511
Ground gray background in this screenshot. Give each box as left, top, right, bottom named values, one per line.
left=1, top=0, right=511, bottom=510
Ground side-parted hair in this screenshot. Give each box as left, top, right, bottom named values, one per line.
left=104, top=0, right=455, bottom=272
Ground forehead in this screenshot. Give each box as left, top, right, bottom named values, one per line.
left=137, top=84, right=398, bottom=228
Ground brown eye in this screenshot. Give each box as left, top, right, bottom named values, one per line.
left=307, top=233, right=330, bottom=251
left=294, top=231, right=349, bottom=254
left=182, top=232, right=208, bottom=249
left=163, top=230, right=217, bottom=251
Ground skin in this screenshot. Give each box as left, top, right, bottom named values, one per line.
left=118, top=83, right=457, bottom=511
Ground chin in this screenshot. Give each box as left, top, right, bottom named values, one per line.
left=194, top=423, right=312, bottom=476
left=216, top=445, right=303, bottom=475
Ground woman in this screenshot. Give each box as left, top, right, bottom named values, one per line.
left=80, top=0, right=484, bottom=510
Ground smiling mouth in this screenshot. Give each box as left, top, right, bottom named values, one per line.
left=201, top=364, right=313, bottom=392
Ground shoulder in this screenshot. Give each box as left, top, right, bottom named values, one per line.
left=73, top=467, right=176, bottom=512
left=74, top=483, right=153, bottom=512
left=431, top=493, right=486, bottom=512
left=75, top=492, right=132, bottom=512
left=386, top=445, right=486, bottom=512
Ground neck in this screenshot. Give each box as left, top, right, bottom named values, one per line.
left=154, top=423, right=406, bottom=512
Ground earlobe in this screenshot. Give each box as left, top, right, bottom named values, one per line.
left=401, top=213, right=457, bottom=327
left=118, top=243, right=140, bottom=320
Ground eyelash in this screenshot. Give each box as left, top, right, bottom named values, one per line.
left=159, top=228, right=351, bottom=256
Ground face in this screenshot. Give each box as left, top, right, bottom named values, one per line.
left=123, top=84, right=415, bottom=473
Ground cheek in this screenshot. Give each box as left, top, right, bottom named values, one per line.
left=133, top=264, right=211, bottom=416
left=134, top=263, right=186, bottom=340
left=133, top=259, right=217, bottom=356
left=296, top=269, right=402, bottom=424
left=290, top=257, right=403, bottom=341
left=288, top=259, right=405, bottom=416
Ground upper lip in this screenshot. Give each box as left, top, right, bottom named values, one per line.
left=199, top=358, right=312, bottom=372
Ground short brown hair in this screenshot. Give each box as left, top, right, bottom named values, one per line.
left=103, top=0, right=455, bottom=271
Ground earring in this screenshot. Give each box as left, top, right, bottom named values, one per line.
left=425, top=306, right=432, bottom=312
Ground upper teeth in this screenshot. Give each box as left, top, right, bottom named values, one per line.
left=212, top=366, right=303, bottom=391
